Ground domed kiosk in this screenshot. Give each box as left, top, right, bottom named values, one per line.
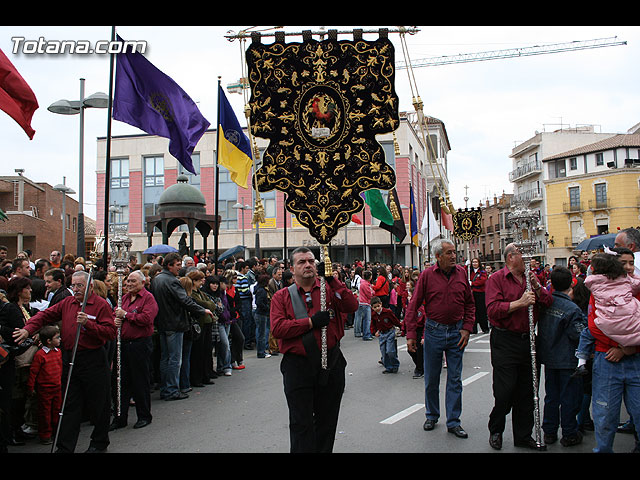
left=145, top=175, right=220, bottom=256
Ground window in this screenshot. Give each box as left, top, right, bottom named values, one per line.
left=569, top=157, right=577, bottom=170
left=111, top=158, right=129, bottom=188
left=145, top=156, right=164, bottom=186
left=569, top=186, right=580, bottom=208
left=109, top=205, right=129, bottom=225
left=178, top=153, right=200, bottom=187
left=595, top=183, right=607, bottom=208
left=548, top=159, right=566, bottom=179
left=595, top=152, right=604, bottom=166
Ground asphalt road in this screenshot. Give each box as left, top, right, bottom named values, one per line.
left=9, top=330, right=638, bottom=454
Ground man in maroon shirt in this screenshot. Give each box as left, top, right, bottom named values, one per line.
left=110, top=270, right=158, bottom=431
left=270, top=246, right=358, bottom=453
left=14, top=270, right=116, bottom=453
left=405, top=239, right=475, bottom=439
left=485, top=243, right=552, bottom=451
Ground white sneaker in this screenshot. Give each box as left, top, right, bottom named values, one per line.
left=224, top=371, right=232, bottom=376
left=22, top=424, right=38, bottom=435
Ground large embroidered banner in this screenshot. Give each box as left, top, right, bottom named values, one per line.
left=246, top=29, right=399, bottom=244
left=453, top=208, right=483, bottom=241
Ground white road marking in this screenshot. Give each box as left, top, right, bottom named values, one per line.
left=380, top=371, right=490, bottom=424
left=380, top=404, right=425, bottom=424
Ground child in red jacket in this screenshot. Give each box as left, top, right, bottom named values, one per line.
left=371, top=296, right=402, bottom=373
left=27, top=325, right=62, bottom=445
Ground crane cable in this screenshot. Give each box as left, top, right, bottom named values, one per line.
left=398, top=27, right=455, bottom=215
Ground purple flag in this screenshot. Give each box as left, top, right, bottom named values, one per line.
left=113, top=36, right=210, bottom=174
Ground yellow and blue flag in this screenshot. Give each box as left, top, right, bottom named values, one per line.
left=410, top=184, right=419, bottom=247
left=218, top=85, right=253, bottom=189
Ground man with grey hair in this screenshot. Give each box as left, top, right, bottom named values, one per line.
left=405, top=238, right=476, bottom=439
left=14, top=270, right=116, bottom=453
left=615, top=227, right=640, bottom=275
left=110, top=270, right=159, bottom=431
left=485, top=242, right=552, bottom=450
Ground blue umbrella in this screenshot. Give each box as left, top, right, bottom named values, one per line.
left=143, top=244, right=178, bottom=255
left=217, top=245, right=246, bottom=262
left=574, top=233, right=617, bottom=252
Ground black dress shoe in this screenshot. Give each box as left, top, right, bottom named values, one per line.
left=133, top=419, right=151, bottom=429
left=165, top=392, right=189, bottom=401
left=109, top=420, right=127, bottom=431
left=571, top=364, right=588, bottom=378
left=514, top=437, right=546, bottom=450
left=489, top=432, right=502, bottom=450
left=8, top=437, right=25, bottom=446
left=85, top=446, right=108, bottom=453
left=423, top=419, right=437, bottom=431
left=448, top=425, right=468, bottom=438
left=544, top=433, right=557, bottom=444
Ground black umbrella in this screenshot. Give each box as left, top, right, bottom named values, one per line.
left=574, top=233, right=617, bottom=251
left=217, top=245, right=246, bottom=262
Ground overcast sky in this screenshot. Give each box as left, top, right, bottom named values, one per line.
left=1, top=25, right=638, bottom=221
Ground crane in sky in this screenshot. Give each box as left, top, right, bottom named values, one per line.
left=395, top=34, right=627, bottom=214
left=395, top=36, right=627, bottom=69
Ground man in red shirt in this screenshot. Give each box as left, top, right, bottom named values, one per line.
left=14, top=270, right=116, bottom=453
left=110, top=270, right=158, bottom=431
left=485, top=243, right=552, bottom=450
left=270, top=246, right=358, bottom=453
left=404, top=239, right=475, bottom=440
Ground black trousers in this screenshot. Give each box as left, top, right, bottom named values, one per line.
left=280, top=349, right=346, bottom=453
left=488, top=328, right=537, bottom=444
left=57, top=347, right=111, bottom=453
left=114, top=336, right=153, bottom=424
left=472, top=291, right=489, bottom=333
left=407, top=326, right=424, bottom=374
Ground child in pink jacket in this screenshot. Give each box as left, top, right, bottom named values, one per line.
left=585, top=252, right=640, bottom=347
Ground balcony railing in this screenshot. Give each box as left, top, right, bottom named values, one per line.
left=588, top=198, right=610, bottom=210
left=563, top=202, right=584, bottom=213
left=513, top=188, right=543, bottom=204
left=509, top=160, right=542, bottom=182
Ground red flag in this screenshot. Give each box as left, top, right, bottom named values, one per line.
left=351, top=214, right=362, bottom=225
left=0, top=48, right=38, bottom=139
left=441, top=208, right=454, bottom=232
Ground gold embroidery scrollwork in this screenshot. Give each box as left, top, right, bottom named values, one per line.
left=247, top=33, right=399, bottom=244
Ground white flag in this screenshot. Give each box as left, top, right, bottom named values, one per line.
left=421, top=203, right=440, bottom=246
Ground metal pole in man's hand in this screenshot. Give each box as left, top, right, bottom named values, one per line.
left=51, top=265, right=94, bottom=453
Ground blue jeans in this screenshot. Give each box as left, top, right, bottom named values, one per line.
left=575, top=328, right=595, bottom=360
left=239, top=297, right=254, bottom=346
left=591, top=351, right=640, bottom=453
left=159, top=331, right=184, bottom=399
left=216, top=324, right=232, bottom=373
left=542, top=368, right=583, bottom=437
left=378, top=328, right=399, bottom=371
left=423, top=318, right=465, bottom=429
left=255, top=313, right=269, bottom=357
left=354, top=304, right=372, bottom=339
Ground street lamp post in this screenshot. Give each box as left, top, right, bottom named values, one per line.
left=48, top=78, right=109, bottom=259
left=232, top=202, right=251, bottom=255
left=53, top=179, right=76, bottom=258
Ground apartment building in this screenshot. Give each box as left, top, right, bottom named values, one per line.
left=95, top=111, right=452, bottom=266
left=544, top=132, right=640, bottom=266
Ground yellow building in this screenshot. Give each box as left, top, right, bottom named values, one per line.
left=544, top=133, right=640, bottom=266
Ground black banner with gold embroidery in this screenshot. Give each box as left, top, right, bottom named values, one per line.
left=246, top=29, right=399, bottom=244
left=453, top=208, right=482, bottom=241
